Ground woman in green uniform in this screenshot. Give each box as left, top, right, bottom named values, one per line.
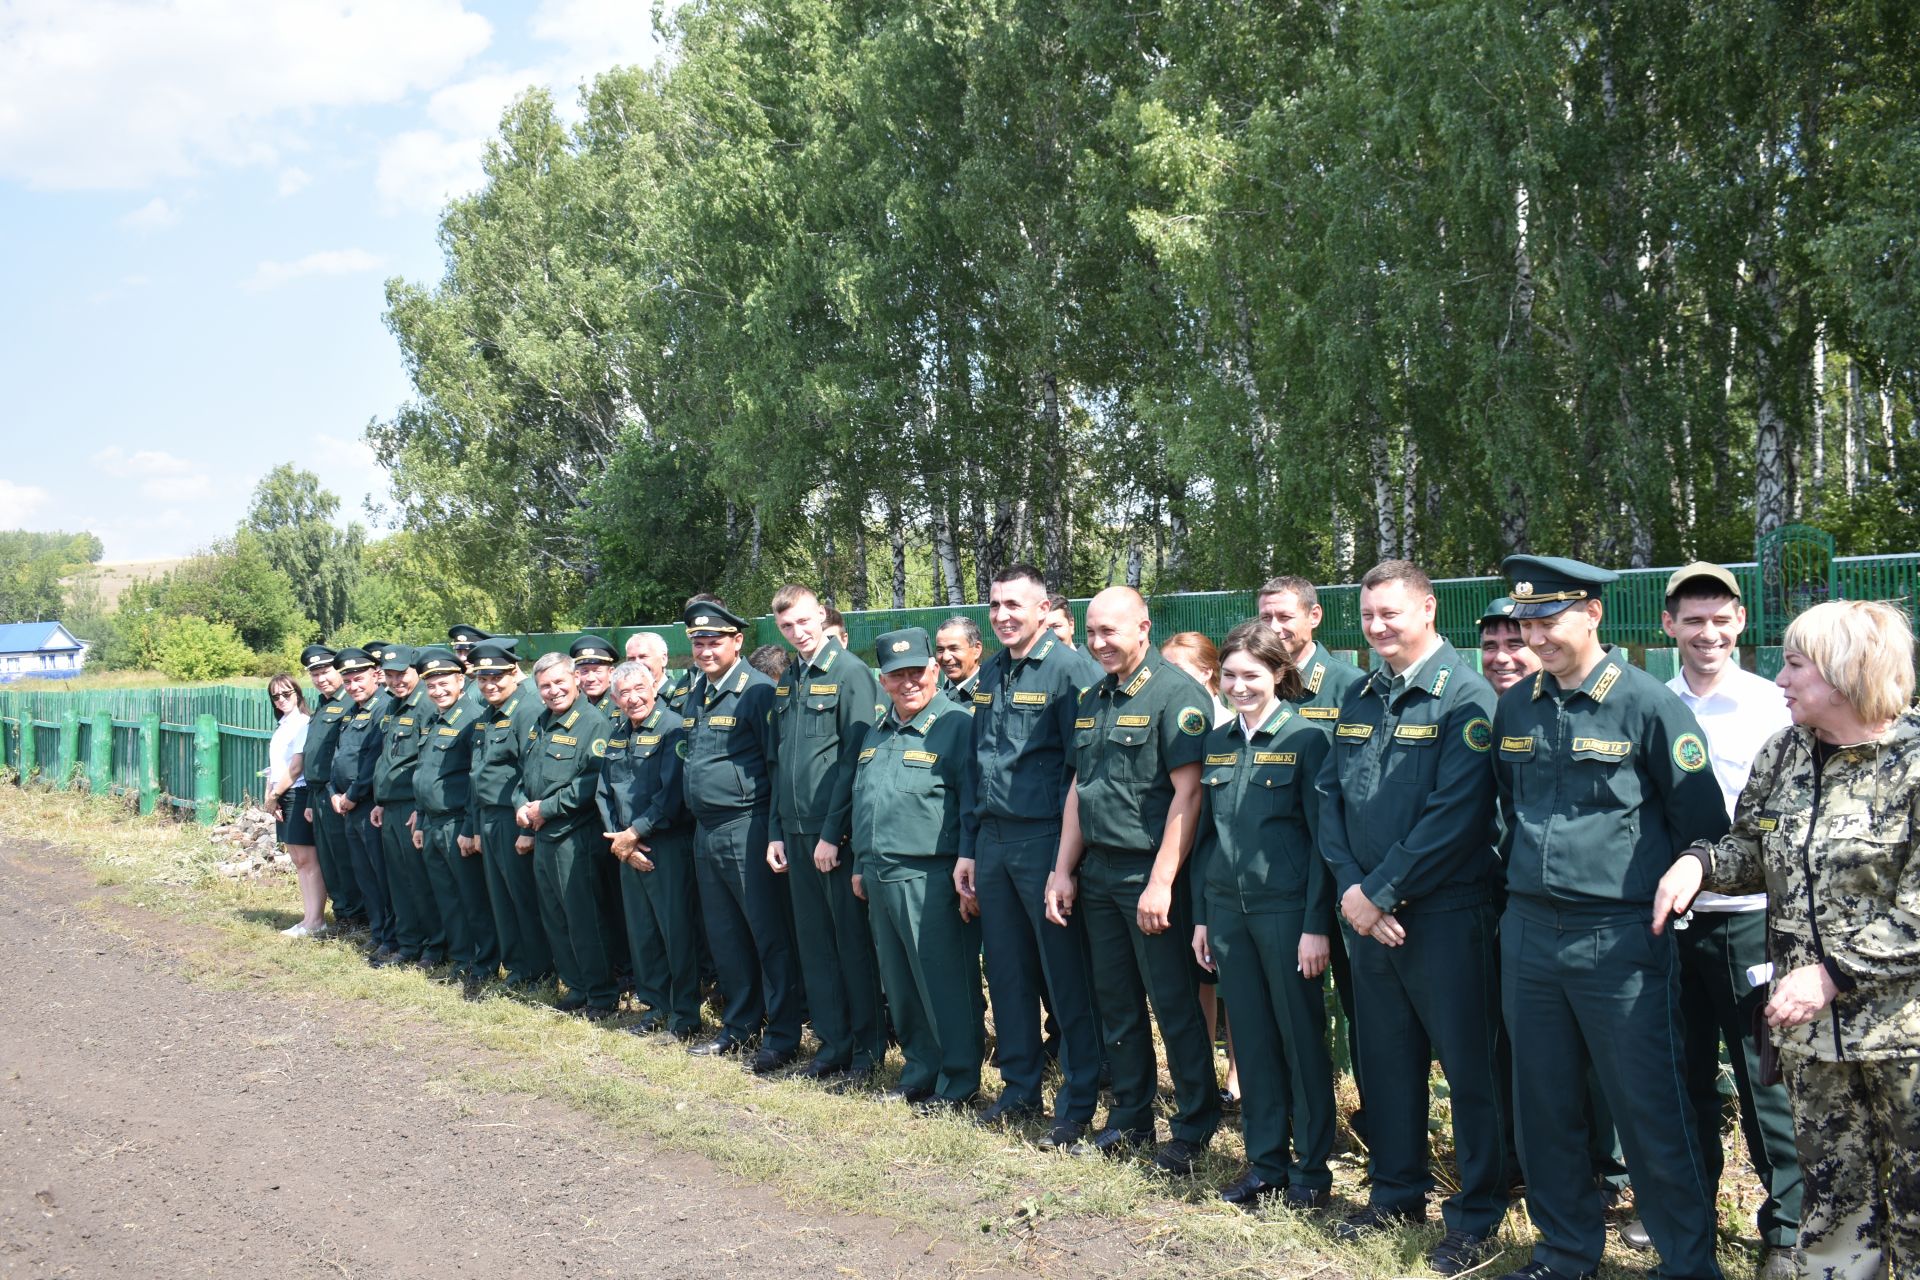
left=1190, top=621, right=1336, bottom=1210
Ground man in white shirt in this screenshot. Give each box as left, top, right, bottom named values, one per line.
left=1628, top=562, right=1800, bottom=1278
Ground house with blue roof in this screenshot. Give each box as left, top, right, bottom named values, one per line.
left=0, top=622, right=88, bottom=682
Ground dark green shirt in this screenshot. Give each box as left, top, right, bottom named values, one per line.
left=595, top=704, right=691, bottom=839
left=371, top=685, right=427, bottom=805
left=940, top=671, right=981, bottom=707
left=466, top=687, right=529, bottom=835
left=846, top=699, right=976, bottom=870
left=769, top=637, right=880, bottom=843
left=302, top=689, right=351, bottom=794
left=413, top=694, right=480, bottom=816
left=1316, top=639, right=1500, bottom=914
left=1492, top=645, right=1730, bottom=913
left=961, top=633, right=1085, bottom=858
left=681, top=660, right=778, bottom=822
left=512, top=697, right=611, bottom=843
left=1286, top=643, right=1366, bottom=732
left=328, top=693, right=381, bottom=804
left=1191, top=703, right=1333, bottom=930
left=663, top=668, right=694, bottom=714
left=1070, top=648, right=1212, bottom=854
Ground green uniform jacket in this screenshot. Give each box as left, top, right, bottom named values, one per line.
left=680, top=660, right=778, bottom=823
left=413, top=696, right=480, bottom=816
left=1701, top=709, right=1920, bottom=1062
left=1316, top=639, right=1501, bottom=914
left=1286, top=642, right=1366, bottom=731
left=328, top=695, right=381, bottom=805
left=595, top=705, right=692, bottom=839
left=1070, top=648, right=1213, bottom=853
left=842, top=700, right=976, bottom=869
left=512, top=698, right=611, bottom=843
left=302, top=691, right=351, bottom=796
left=465, top=687, right=529, bottom=837
left=663, top=668, right=694, bottom=714
left=769, top=637, right=880, bottom=843
left=1492, top=645, right=1729, bottom=911
left=1060, top=644, right=1106, bottom=691
left=960, top=633, right=1085, bottom=859
left=1191, top=703, right=1334, bottom=931
left=371, top=686, right=427, bottom=805
left=940, top=671, right=980, bottom=707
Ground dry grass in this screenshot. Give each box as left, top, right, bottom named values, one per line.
left=0, top=784, right=1778, bottom=1279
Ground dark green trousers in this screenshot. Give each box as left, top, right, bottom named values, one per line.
left=866, top=851, right=983, bottom=1101
left=694, top=808, right=803, bottom=1050
left=344, top=805, right=393, bottom=951
left=310, top=799, right=362, bottom=921
left=785, top=826, right=885, bottom=1071
left=1501, top=903, right=1722, bottom=1280
left=477, top=805, right=553, bottom=984
left=593, top=824, right=631, bottom=989
left=618, top=825, right=702, bottom=1033
left=1079, top=847, right=1220, bottom=1145
left=420, top=812, right=498, bottom=981
left=534, top=824, right=618, bottom=1010
left=1346, top=902, right=1508, bottom=1233
left=379, top=801, right=444, bottom=963
left=1676, top=909, right=1803, bottom=1247
left=1210, top=904, right=1334, bottom=1191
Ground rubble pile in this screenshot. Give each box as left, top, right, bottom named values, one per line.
left=210, top=807, right=291, bottom=878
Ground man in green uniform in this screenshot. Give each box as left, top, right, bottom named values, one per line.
left=448, top=623, right=490, bottom=668
left=1044, top=595, right=1106, bottom=688
left=1316, top=561, right=1508, bottom=1272
left=628, top=626, right=709, bottom=984
left=463, top=640, right=555, bottom=992
left=1045, top=586, right=1220, bottom=1175
left=934, top=617, right=984, bottom=706
left=371, top=645, right=445, bottom=969
left=842, top=627, right=983, bottom=1108
left=411, top=647, right=496, bottom=999
left=956, top=564, right=1104, bottom=1144
left=327, top=648, right=395, bottom=962
left=767, top=584, right=886, bottom=1082
left=300, top=645, right=364, bottom=932
left=598, top=660, right=702, bottom=1038
left=513, top=652, right=617, bottom=1018
left=680, top=600, right=803, bottom=1071
left=1492, top=555, right=1730, bottom=1280
left=569, top=634, right=630, bottom=992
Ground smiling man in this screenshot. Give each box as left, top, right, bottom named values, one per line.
left=934, top=616, right=985, bottom=705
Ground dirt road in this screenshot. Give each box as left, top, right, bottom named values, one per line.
left=0, top=839, right=1000, bottom=1279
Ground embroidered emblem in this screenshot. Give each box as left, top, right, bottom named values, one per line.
left=1300, top=706, right=1338, bottom=720
left=1463, top=717, right=1492, bottom=752
left=902, top=750, right=938, bottom=764
left=710, top=715, right=737, bottom=727
left=675, top=741, right=689, bottom=759
left=1177, top=707, right=1207, bottom=735
left=1573, top=737, right=1631, bottom=759
left=891, top=640, right=910, bottom=652
left=1673, top=732, right=1708, bottom=773
left=591, top=738, right=608, bottom=757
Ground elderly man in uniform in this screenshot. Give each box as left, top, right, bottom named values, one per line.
left=1492, top=555, right=1730, bottom=1280
left=566, top=634, right=628, bottom=989
left=328, top=648, right=395, bottom=962
left=514, top=652, right=617, bottom=1019
left=1046, top=586, right=1220, bottom=1174
left=935, top=616, right=986, bottom=705
left=411, top=647, right=496, bottom=999
left=767, top=584, right=886, bottom=1083
left=300, top=644, right=364, bottom=933
left=1316, top=561, right=1508, bottom=1272
left=680, top=600, right=804, bottom=1072
left=463, top=640, right=555, bottom=993
left=955, top=565, right=1106, bottom=1143
left=371, top=645, right=447, bottom=971
left=624, top=632, right=689, bottom=711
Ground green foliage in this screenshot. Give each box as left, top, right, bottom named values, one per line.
left=243, top=465, right=364, bottom=636
left=339, top=530, right=508, bottom=646
left=150, top=615, right=254, bottom=683
left=129, top=533, right=312, bottom=654
left=0, top=530, right=101, bottom=624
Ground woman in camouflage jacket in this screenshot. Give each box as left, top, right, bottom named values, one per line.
left=1655, top=599, right=1918, bottom=1280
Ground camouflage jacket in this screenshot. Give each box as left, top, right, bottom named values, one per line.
left=1701, top=707, right=1920, bottom=1062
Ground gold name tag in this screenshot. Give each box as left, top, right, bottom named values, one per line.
left=710, top=715, right=736, bottom=727
left=973, top=692, right=993, bottom=705
left=1394, top=724, right=1439, bottom=741
left=1500, top=736, right=1535, bottom=755
left=638, top=734, right=660, bottom=746
left=397, top=717, right=414, bottom=726
left=809, top=683, right=837, bottom=695
left=608, top=738, right=628, bottom=749
left=1255, top=752, right=1297, bottom=765
left=903, top=750, right=938, bottom=764
left=1011, top=691, right=1048, bottom=706
left=1335, top=723, right=1374, bottom=740
left=552, top=734, right=577, bottom=746
left=437, top=727, right=460, bottom=737
left=682, top=717, right=696, bottom=728
left=858, top=748, right=876, bottom=762
left=1115, top=714, right=1151, bottom=727
left=1300, top=707, right=1337, bottom=720
left=1074, top=717, right=1096, bottom=729
left=1205, top=753, right=1239, bottom=765
left=774, top=686, right=790, bottom=696
left=1756, top=817, right=1779, bottom=832
left=1572, top=737, right=1630, bottom=758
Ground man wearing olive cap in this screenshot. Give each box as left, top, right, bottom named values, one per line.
left=570, top=634, right=631, bottom=994
left=1491, top=555, right=1730, bottom=1280
left=327, top=648, right=397, bottom=961
left=300, top=644, right=365, bottom=931
left=371, top=645, right=447, bottom=969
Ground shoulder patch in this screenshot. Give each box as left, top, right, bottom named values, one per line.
left=1462, top=717, right=1492, bottom=752
left=591, top=738, right=608, bottom=757
left=1673, top=732, right=1709, bottom=773
left=1177, top=707, right=1208, bottom=735
left=1590, top=666, right=1621, bottom=704
left=674, top=740, right=689, bottom=759
left=1335, top=722, right=1375, bottom=740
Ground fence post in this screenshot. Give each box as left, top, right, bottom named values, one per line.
left=193, top=714, right=220, bottom=825
left=18, top=715, right=36, bottom=782
left=89, top=713, right=113, bottom=794
left=58, top=709, right=80, bottom=788
left=138, top=713, right=160, bottom=815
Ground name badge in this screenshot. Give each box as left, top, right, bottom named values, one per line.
left=552, top=734, right=578, bottom=746
left=973, top=692, right=993, bottom=705
left=710, top=715, right=737, bottom=727
left=902, top=750, right=938, bottom=764
left=1074, top=717, right=1096, bottom=729
left=1254, top=751, right=1297, bottom=765
left=1500, top=736, right=1535, bottom=755
left=1115, top=714, right=1151, bottom=727
left=1335, top=723, right=1374, bottom=740
left=638, top=734, right=661, bottom=746
left=858, top=748, right=876, bottom=762
left=682, top=717, right=696, bottom=729
left=608, top=738, right=628, bottom=749
left=493, top=718, right=512, bottom=728
left=1393, top=724, right=1439, bottom=741
left=397, top=716, right=415, bottom=726
left=809, top=683, right=837, bottom=695
left=1300, top=707, right=1337, bottom=720
left=774, top=685, right=790, bottom=696
left=436, top=727, right=460, bottom=737
left=1205, top=752, right=1239, bottom=765
left=1011, top=691, right=1048, bottom=706
left=1572, top=737, right=1630, bottom=758
left=1756, top=816, right=1779, bottom=832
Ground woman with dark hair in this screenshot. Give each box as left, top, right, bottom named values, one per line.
left=1190, top=620, right=1335, bottom=1211
left=265, top=672, right=326, bottom=937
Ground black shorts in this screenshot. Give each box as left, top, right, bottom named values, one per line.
left=277, top=785, right=315, bottom=845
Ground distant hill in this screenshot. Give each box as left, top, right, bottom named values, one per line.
left=64, top=559, right=185, bottom=610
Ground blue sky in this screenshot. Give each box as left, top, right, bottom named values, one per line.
left=0, top=0, right=670, bottom=561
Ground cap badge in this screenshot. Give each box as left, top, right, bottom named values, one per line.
left=891, top=640, right=910, bottom=652
left=1513, top=581, right=1534, bottom=598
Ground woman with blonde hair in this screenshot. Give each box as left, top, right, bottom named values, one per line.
left=264, top=672, right=327, bottom=937
left=1654, top=599, right=1919, bottom=1278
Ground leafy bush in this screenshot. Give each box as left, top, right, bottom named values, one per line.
left=151, top=616, right=255, bottom=682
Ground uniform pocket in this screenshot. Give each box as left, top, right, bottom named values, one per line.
left=801, top=698, right=836, bottom=736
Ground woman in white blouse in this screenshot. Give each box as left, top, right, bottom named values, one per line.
left=265, top=673, right=326, bottom=937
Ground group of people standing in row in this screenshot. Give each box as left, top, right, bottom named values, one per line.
left=257, top=556, right=1918, bottom=1280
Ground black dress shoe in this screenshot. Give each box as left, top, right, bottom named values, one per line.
left=1036, top=1120, right=1087, bottom=1150
left=1428, top=1229, right=1500, bottom=1277
left=880, top=1084, right=935, bottom=1104
left=1219, top=1171, right=1284, bottom=1209
left=1330, top=1202, right=1427, bottom=1242
left=581, top=1005, right=617, bottom=1022
left=1218, top=1088, right=1241, bottom=1113
left=1618, top=1218, right=1653, bottom=1251
left=750, top=1046, right=797, bottom=1075
left=689, top=1034, right=750, bottom=1057
left=975, top=1095, right=1043, bottom=1127
left=1090, top=1126, right=1153, bottom=1158
left=914, top=1092, right=978, bottom=1116
left=1282, top=1185, right=1331, bottom=1211
left=798, top=1057, right=850, bottom=1081
left=1504, top=1262, right=1595, bottom=1280
left=628, top=1012, right=667, bottom=1035
left=556, top=995, right=588, bottom=1014
left=1151, top=1137, right=1206, bottom=1176
left=367, top=946, right=401, bottom=968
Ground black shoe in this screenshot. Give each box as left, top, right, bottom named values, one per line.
left=1036, top=1120, right=1087, bottom=1151
left=1428, top=1229, right=1500, bottom=1277
left=750, top=1046, right=797, bottom=1075
left=368, top=946, right=401, bottom=968
left=825, top=1064, right=879, bottom=1094
left=798, top=1057, right=850, bottom=1081
left=880, top=1084, right=935, bottom=1104
left=1283, top=1184, right=1331, bottom=1211
left=1090, top=1126, right=1153, bottom=1159
left=1219, top=1171, right=1284, bottom=1210
left=1618, top=1218, right=1652, bottom=1251
left=461, top=974, right=487, bottom=1001
left=581, top=1005, right=617, bottom=1022
left=1151, top=1138, right=1206, bottom=1176
left=627, top=1012, right=666, bottom=1035
left=1505, top=1263, right=1595, bottom=1280
left=689, top=1034, right=750, bottom=1057
left=975, top=1095, right=1043, bottom=1127
left=914, top=1092, right=978, bottom=1116
left=1218, top=1087, right=1241, bottom=1112
left=1330, top=1203, right=1426, bottom=1242
left=556, top=995, right=588, bottom=1013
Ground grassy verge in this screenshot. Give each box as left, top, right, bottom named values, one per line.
left=1, top=784, right=1771, bottom=1279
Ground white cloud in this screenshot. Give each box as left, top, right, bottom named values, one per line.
left=242, top=248, right=384, bottom=292
left=276, top=166, right=312, bottom=197
left=529, top=0, right=670, bottom=70
left=0, top=0, right=493, bottom=190
left=0, top=479, right=52, bottom=527
left=90, top=446, right=197, bottom=479
left=374, top=127, right=489, bottom=215
left=118, top=195, right=179, bottom=229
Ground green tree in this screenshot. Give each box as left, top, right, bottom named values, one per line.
left=243, top=465, right=364, bottom=636
left=151, top=615, right=254, bottom=682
